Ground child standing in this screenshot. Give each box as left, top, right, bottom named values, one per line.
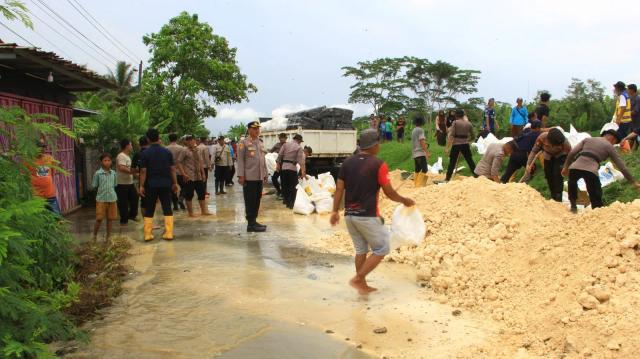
left=92, top=154, right=118, bottom=239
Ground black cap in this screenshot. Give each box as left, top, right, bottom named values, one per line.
left=293, top=134, right=303, bottom=142
left=247, top=121, right=261, bottom=129
left=278, top=132, right=288, bottom=139
left=217, top=135, right=225, bottom=141
left=601, top=129, right=619, bottom=141
left=614, top=81, right=626, bottom=90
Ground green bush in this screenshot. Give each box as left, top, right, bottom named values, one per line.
left=0, top=107, right=79, bottom=358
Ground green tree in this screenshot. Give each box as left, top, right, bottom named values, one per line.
left=0, top=107, right=79, bottom=358
left=140, top=12, right=257, bottom=134
left=103, top=61, right=136, bottom=106
left=342, top=57, right=408, bottom=116
left=564, top=78, right=610, bottom=130
left=226, top=122, right=247, bottom=140
left=0, top=0, right=31, bottom=28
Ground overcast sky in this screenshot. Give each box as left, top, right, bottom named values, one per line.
left=2, top=0, right=639, bottom=134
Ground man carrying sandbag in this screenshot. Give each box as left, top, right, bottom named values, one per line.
left=330, top=129, right=415, bottom=295
left=278, top=134, right=306, bottom=209
left=562, top=129, right=640, bottom=212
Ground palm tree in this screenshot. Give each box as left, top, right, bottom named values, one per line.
left=104, top=61, right=136, bottom=105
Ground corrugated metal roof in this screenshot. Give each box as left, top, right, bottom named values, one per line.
left=0, top=43, right=115, bottom=91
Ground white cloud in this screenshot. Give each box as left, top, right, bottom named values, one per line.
left=271, top=104, right=316, bottom=118
left=216, top=107, right=263, bottom=121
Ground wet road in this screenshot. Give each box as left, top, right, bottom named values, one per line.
left=65, top=180, right=492, bottom=358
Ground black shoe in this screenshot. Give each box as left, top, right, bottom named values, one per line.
left=254, top=222, right=267, bottom=229
left=221, top=191, right=227, bottom=195
left=247, top=224, right=266, bottom=232
left=570, top=206, right=578, bottom=214
left=173, top=206, right=179, bottom=211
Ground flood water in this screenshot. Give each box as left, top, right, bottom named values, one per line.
left=64, top=180, right=492, bottom=358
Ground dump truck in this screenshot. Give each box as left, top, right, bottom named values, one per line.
left=260, top=106, right=358, bottom=176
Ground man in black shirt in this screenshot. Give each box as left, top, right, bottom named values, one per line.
left=139, top=128, right=179, bottom=241
left=535, top=92, right=551, bottom=128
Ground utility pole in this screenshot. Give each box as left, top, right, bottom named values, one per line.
left=138, top=61, right=142, bottom=89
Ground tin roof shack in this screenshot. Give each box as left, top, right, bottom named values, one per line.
left=0, top=43, right=114, bottom=214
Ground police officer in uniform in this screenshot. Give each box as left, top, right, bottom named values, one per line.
left=277, top=134, right=306, bottom=209
left=270, top=133, right=288, bottom=199
left=237, top=121, right=268, bottom=232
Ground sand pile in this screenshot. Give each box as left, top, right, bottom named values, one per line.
left=323, top=170, right=640, bottom=358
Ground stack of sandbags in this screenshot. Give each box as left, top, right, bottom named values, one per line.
left=293, top=173, right=336, bottom=215
left=285, top=106, right=354, bottom=130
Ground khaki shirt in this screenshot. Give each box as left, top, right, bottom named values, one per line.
left=212, top=143, right=233, bottom=167
left=197, top=143, right=211, bottom=169
left=474, top=143, right=504, bottom=178
left=527, top=132, right=571, bottom=167
left=278, top=141, right=305, bottom=172
left=270, top=141, right=285, bottom=153
left=166, top=143, right=185, bottom=176
left=447, top=119, right=474, bottom=145
left=567, top=137, right=634, bottom=181
left=177, top=147, right=203, bottom=181
left=237, top=137, right=267, bottom=181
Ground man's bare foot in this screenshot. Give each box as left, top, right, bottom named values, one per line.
left=349, top=277, right=369, bottom=295
left=365, top=285, right=378, bottom=293
left=201, top=212, right=213, bottom=216
left=188, top=213, right=197, bottom=218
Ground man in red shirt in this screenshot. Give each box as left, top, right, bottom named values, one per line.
left=330, top=129, right=415, bottom=295
left=29, top=139, right=60, bottom=215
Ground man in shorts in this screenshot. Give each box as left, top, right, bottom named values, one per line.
left=176, top=135, right=211, bottom=217
left=330, top=129, right=415, bottom=295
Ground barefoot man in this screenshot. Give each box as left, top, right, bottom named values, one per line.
left=330, top=129, right=415, bottom=294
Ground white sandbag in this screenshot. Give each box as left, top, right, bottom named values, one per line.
left=309, top=191, right=332, bottom=202
left=577, top=161, right=624, bottom=191
left=390, top=205, right=426, bottom=247
left=293, top=184, right=315, bottom=215
left=307, top=176, right=323, bottom=195
left=429, top=157, right=443, bottom=174
left=318, top=172, right=336, bottom=193
left=314, top=197, right=333, bottom=214
left=473, top=133, right=513, bottom=155
left=265, top=153, right=278, bottom=176
left=261, top=116, right=289, bottom=132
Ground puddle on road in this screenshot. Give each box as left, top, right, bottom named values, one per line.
left=65, top=184, right=493, bottom=358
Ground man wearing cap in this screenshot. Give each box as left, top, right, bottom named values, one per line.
left=562, top=130, right=640, bottom=212
left=501, top=120, right=542, bottom=183
left=444, top=109, right=476, bottom=182
left=331, top=129, right=415, bottom=295
left=277, top=133, right=306, bottom=209
left=237, top=121, right=268, bottom=232
left=270, top=133, right=288, bottom=198
left=613, top=81, right=633, bottom=140
left=212, top=135, right=233, bottom=195
left=175, top=135, right=211, bottom=217
left=197, top=137, right=212, bottom=196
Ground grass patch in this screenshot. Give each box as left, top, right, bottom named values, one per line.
left=65, top=236, right=132, bottom=324
left=377, top=132, right=639, bottom=205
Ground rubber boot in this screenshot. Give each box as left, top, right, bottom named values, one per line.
left=143, top=217, right=154, bottom=241
left=162, top=216, right=174, bottom=240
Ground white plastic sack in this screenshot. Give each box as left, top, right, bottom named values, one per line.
left=318, top=172, right=337, bottom=193
left=265, top=153, right=278, bottom=176
left=261, top=116, right=289, bottom=132
left=293, top=184, right=315, bottom=215
left=391, top=205, right=426, bottom=247
left=309, top=191, right=332, bottom=202
left=429, top=157, right=443, bottom=174
left=314, top=197, right=333, bottom=214
left=306, top=176, right=323, bottom=195
left=473, top=133, right=513, bottom=155
left=577, top=161, right=624, bottom=191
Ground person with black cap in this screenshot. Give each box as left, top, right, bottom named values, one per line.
left=562, top=129, right=640, bottom=212
left=270, top=133, right=288, bottom=198
left=444, top=109, right=476, bottom=182
left=330, top=129, right=414, bottom=295
left=500, top=120, right=543, bottom=183
left=525, top=128, right=571, bottom=202
left=212, top=135, right=233, bottom=195
left=613, top=81, right=633, bottom=140
left=277, top=133, right=306, bottom=209
left=139, top=128, right=179, bottom=241
left=237, top=121, right=268, bottom=232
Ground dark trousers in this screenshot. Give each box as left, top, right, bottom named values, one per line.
left=511, top=125, right=524, bottom=137
left=446, top=144, right=476, bottom=181
left=144, top=187, right=173, bottom=218
left=617, top=122, right=632, bottom=141
left=243, top=180, right=263, bottom=224
left=172, top=175, right=185, bottom=209
left=280, top=170, right=299, bottom=209
left=272, top=171, right=282, bottom=194
left=500, top=150, right=528, bottom=183
left=226, top=165, right=235, bottom=185
left=414, top=156, right=428, bottom=173
left=544, top=155, right=566, bottom=202
left=214, top=165, right=229, bottom=193
left=116, top=184, right=139, bottom=224
left=568, top=169, right=603, bottom=209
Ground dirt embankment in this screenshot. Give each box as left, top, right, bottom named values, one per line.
left=318, top=171, right=640, bottom=358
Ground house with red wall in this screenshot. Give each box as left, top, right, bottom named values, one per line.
left=0, top=42, right=113, bottom=214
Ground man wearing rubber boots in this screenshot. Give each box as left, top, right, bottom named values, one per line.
left=139, top=128, right=179, bottom=241
left=237, top=121, right=268, bottom=232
